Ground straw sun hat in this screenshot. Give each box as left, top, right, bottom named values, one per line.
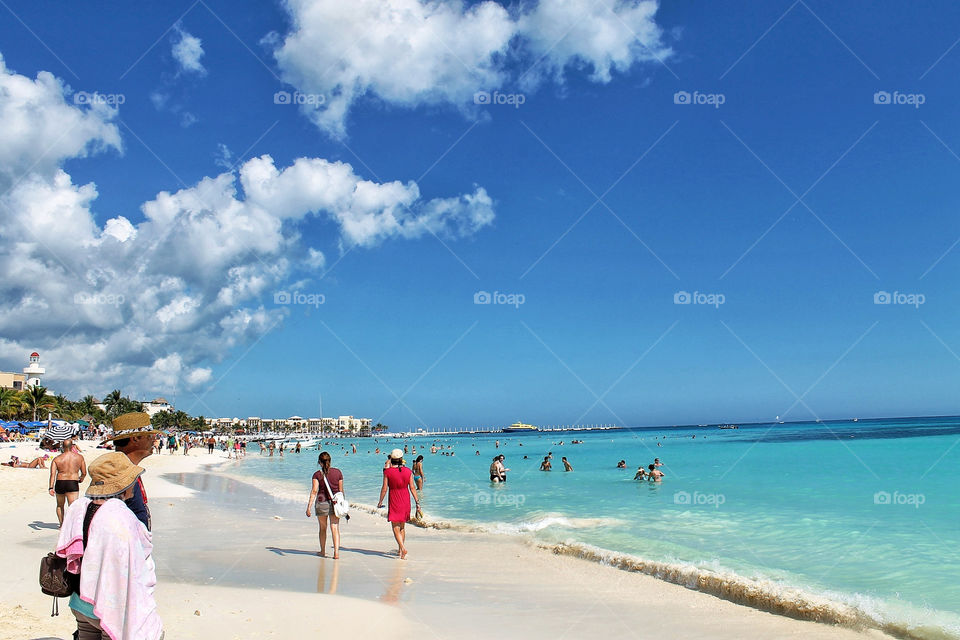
left=101, top=412, right=163, bottom=444
left=389, top=448, right=405, bottom=461
left=86, top=452, right=145, bottom=498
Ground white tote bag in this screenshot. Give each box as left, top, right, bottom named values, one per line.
left=322, top=472, right=350, bottom=518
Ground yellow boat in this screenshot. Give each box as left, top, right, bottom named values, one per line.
left=502, top=422, right=538, bottom=433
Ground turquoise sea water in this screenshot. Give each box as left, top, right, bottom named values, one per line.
left=232, top=418, right=960, bottom=638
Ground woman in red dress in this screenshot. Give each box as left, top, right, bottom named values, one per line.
left=377, top=448, right=421, bottom=559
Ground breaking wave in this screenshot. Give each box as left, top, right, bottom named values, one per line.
left=227, top=473, right=958, bottom=640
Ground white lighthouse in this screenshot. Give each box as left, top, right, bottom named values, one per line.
left=23, top=352, right=45, bottom=389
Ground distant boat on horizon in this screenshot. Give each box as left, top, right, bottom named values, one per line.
left=718, top=424, right=738, bottom=430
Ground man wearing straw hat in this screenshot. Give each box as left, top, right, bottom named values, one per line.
left=56, top=452, right=164, bottom=640
left=102, top=412, right=162, bottom=531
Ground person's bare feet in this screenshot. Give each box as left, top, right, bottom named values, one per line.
left=400, top=547, right=408, bottom=560
left=318, top=551, right=326, bottom=557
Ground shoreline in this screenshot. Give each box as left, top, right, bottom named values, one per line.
left=0, top=441, right=915, bottom=639
left=212, top=466, right=923, bottom=640
left=216, top=462, right=955, bottom=640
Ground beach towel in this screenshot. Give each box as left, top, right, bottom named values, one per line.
left=56, top=497, right=163, bottom=640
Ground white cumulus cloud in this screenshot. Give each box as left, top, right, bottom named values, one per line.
left=0, top=56, right=494, bottom=403
left=172, top=26, right=206, bottom=75
left=0, top=55, right=122, bottom=178
left=271, top=0, right=671, bottom=137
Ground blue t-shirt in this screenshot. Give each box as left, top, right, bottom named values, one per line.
left=124, top=479, right=150, bottom=531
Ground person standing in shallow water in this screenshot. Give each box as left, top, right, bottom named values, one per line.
left=489, top=456, right=503, bottom=482
left=306, top=451, right=343, bottom=559
left=377, top=449, right=420, bottom=559
left=412, top=455, right=425, bottom=490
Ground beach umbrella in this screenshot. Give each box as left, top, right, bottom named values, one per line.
left=43, top=422, right=77, bottom=442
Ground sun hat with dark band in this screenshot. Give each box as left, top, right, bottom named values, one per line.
left=101, top=412, right=162, bottom=444
left=86, top=452, right=145, bottom=498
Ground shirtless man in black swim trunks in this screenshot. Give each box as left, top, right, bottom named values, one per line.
left=48, top=438, right=86, bottom=526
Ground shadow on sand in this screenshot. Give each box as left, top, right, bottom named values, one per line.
left=266, top=546, right=395, bottom=559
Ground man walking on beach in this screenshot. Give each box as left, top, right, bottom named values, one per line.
left=102, top=412, right=161, bottom=531
left=48, top=438, right=86, bottom=526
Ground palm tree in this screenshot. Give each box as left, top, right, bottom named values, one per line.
left=103, top=389, right=124, bottom=417
left=0, top=388, right=21, bottom=420
left=121, top=398, right=144, bottom=414
left=151, top=410, right=173, bottom=431
left=77, top=395, right=98, bottom=416
left=24, top=386, right=54, bottom=421
left=52, top=394, right=76, bottom=420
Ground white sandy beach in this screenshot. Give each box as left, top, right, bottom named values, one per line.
left=0, top=440, right=900, bottom=640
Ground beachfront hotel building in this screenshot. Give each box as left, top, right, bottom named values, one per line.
left=142, top=397, right=174, bottom=417
left=0, top=352, right=45, bottom=391
left=205, top=415, right=373, bottom=435
left=92, top=396, right=175, bottom=417
left=0, top=370, right=26, bottom=391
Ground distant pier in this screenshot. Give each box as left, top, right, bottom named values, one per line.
left=389, top=424, right=625, bottom=438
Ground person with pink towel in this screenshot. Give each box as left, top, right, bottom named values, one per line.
left=55, top=452, right=163, bottom=640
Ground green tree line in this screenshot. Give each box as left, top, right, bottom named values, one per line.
left=0, top=386, right=203, bottom=431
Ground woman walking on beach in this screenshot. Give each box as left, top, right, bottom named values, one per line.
left=377, top=449, right=420, bottom=559
left=412, top=455, right=425, bottom=490
left=306, top=451, right=343, bottom=559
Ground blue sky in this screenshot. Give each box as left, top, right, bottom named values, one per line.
left=1, top=1, right=959, bottom=428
